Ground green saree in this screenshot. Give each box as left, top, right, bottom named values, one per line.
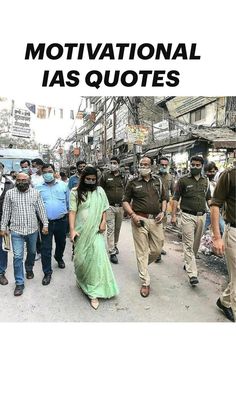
left=70, top=186, right=119, bottom=299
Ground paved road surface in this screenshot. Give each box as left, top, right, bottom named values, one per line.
left=0, top=219, right=229, bottom=322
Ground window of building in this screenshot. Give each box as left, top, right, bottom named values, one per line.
left=190, top=106, right=206, bottom=123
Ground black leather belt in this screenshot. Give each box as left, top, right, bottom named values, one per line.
left=182, top=209, right=206, bottom=216
left=110, top=203, right=122, bottom=207
left=49, top=214, right=67, bottom=221
left=136, top=212, right=158, bottom=219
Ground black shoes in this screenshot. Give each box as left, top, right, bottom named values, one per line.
left=216, top=298, right=235, bottom=322
left=0, top=273, right=8, bottom=285
left=42, top=274, right=52, bottom=286
left=110, top=254, right=118, bottom=264
left=54, top=257, right=65, bottom=269
left=161, top=249, right=167, bottom=255
left=57, top=260, right=65, bottom=269
left=14, top=284, right=24, bottom=296
left=26, top=271, right=34, bottom=279
left=189, top=277, right=199, bottom=286
left=155, top=255, right=162, bottom=263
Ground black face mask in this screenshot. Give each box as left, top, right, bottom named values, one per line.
left=83, top=183, right=97, bottom=192
left=207, top=174, right=215, bottom=181
left=16, top=182, right=30, bottom=192
left=190, top=167, right=202, bottom=176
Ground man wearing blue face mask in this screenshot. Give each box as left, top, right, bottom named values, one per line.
left=20, top=159, right=31, bottom=175
left=36, top=164, right=69, bottom=285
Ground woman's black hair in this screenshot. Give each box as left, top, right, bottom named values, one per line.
left=77, top=166, right=98, bottom=204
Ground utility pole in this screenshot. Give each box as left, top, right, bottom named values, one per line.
left=132, top=96, right=140, bottom=125
left=112, top=97, right=116, bottom=155
left=131, top=97, right=141, bottom=172
left=103, top=97, right=107, bottom=158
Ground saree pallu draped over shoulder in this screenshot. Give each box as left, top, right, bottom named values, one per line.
left=70, top=187, right=119, bottom=299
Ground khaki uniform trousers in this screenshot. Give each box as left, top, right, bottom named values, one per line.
left=106, top=206, right=124, bottom=254
left=181, top=212, right=206, bottom=278
left=221, top=225, right=236, bottom=319
left=131, top=219, right=164, bottom=286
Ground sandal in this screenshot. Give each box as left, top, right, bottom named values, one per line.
left=90, top=298, right=99, bottom=310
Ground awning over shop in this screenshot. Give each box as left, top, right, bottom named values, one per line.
left=161, top=140, right=195, bottom=154
left=144, top=147, right=162, bottom=157
left=191, top=127, right=236, bottom=149
left=210, top=140, right=236, bottom=149
left=120, top=156, right=134, bottom=165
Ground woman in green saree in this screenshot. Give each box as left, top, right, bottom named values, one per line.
left=69, top=166, right=119, bottom=309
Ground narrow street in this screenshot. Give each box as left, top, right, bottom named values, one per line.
left=0, top=219, right=229, bottom=322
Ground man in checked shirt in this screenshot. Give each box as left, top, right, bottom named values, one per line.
left=0, top=173, right=48, bottom=296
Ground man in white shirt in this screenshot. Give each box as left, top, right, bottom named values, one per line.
left=30, top=158, right=44, bottom=187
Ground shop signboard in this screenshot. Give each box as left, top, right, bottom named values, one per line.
left=125, top=125, right=149, bottom=145
left=11, top=108, right=31, bottom=138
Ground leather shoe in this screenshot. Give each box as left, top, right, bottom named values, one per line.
left=189, top=276, right=199, bottom=286
left=140, top=285, right=150, bottom=297
left=216, top=298, right=235, bottom=322
left=14, top=284, right=24, bottom=296
left=42, top=274, right=51, bottom=286
left=161, top=249, right=167, bottom=255
left=110, top=254, right=118, bottom=264
left=54, top=256, right=65, bottom=268
left=58, top=260, right=65, bottom=269
left=0, top=274, right=8, bottom=285
left=26, top=271, right=34, bottom=279
left=155, top=255, right=162, bottom=263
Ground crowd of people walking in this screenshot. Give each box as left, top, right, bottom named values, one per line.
left=0, top=155, right=235, bottom=321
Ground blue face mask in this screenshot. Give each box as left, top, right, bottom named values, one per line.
left=159, top=167, right=168, bottom=174
left=43, top=173, right=54, bottom=183
left=21, top=167, right=30, bottom=174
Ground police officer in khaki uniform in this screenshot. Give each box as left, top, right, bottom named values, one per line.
left=100, top=156, right=125, bottom=264
left=210, top=166, right=236, bottom=322
left=171, top=155, right=211, bottom=286
left=123, top=156, right=167, bottom=297
left=155, top=156, right=175, bottom=262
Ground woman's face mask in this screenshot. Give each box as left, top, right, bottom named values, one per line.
left=84, top=179, right=96, bottom=185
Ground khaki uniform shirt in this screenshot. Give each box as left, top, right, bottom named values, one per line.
left=123, top=174, right=166, bottom=215
left=100, top=171, right=125, bottom=205
left=158, top=172, right=175, bottom=202
left=173, top=173, right=211, bottom=213
left=210, top=167, right=236, bottom=224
